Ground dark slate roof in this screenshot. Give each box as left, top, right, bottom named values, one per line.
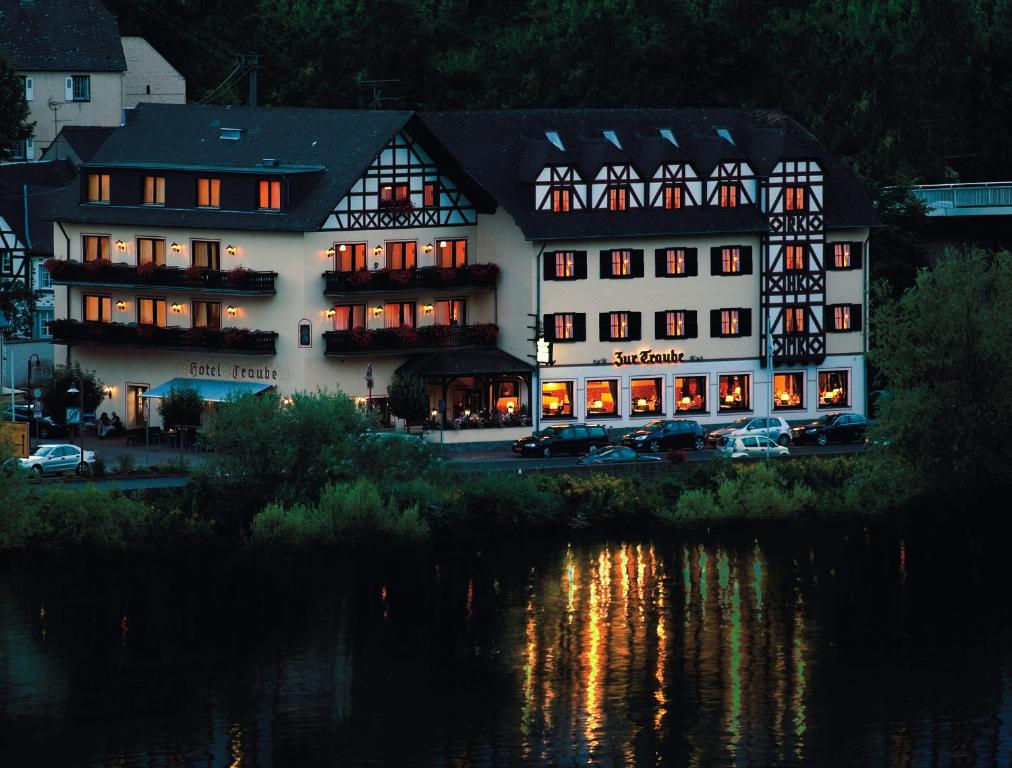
left=54, top=103, right=414, bottom=232
left=0, top=160, right=77, bottom=253
left=50, top=126, right=116, bottom=162
left=417, top=108, right=879, bottom=240
left=397, top=348, right=533, bottom=377
left=0, top=0, right=126, bottom=71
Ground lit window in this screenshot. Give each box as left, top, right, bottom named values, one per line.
left=258, top=179, right=282, bottom=210
left=192, top=300, right=221, bottom=330
left=423, top=182, right=437, bottom=208
left=608, top=185, right=628, bottom=211
left=197, top=178, right=221, bottom=208
left=82, top=235, right=109, bottom=262
left=83, top=294, right=111, bottom=322
left=785, top=245, right=805, bottom=271
left=784, top=186, right=806, bottom=211
left=665, top=310, right=685, bottom=338
left=384, top=302, right=415, bottom=329
left=387, top=241, right=417, bottom=270
left=335, top=243, right=367, bottom=272
left=192, top=241, right=220, bottom=270
left=786, top=306, right=806, bottom=334
left=142, top=176, right=165, bottom=206
left=554, top=313, right=575, bottom=340
left=721, top=309, right=740, bottom=336
left=609, top=312, right=629, bottom=340
left=551, top=186, right=572, bottom=212
left=541, top=381, right=573, bottom=418
left=773, top=372, right=804, bottom=410
left=86, top=174, right=109, bottom=203
left=435, top=299, right=465, bottom=326
left=333, top=304, right=366, bottom=331
left=555, top=251, right=575, bottom=278
left=611, top=250, right=632, bottom=277
left=721, top=247, right=741, bottom=274
left=718, top=374, right=750, bottom=411
left=586, top=380, right=618, bottom=416
left=436, top=239, right=467, bottom=268
left=379, top=183, right=409, bottom=206
left=833, top=243, right=851, bottom=269
left=663, top=184, right=682, bottom=210
left=834, top=305, right=851, bottom=331
left=665, top=248, right=686, bottom=276
left=137, top=238, right=165, bottom=266
left=818, top=370, right=849, bottom=407
left=631, top=378, right=662, bottom=415
left=138, top=297, right=167, bottom=327
left=676, top=376, right=707, bottom=412
left=719, top=182, right=738, bottom=208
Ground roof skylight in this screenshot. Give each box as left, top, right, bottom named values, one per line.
left=659, top=128, right=679, bottom=147
left=715, top=127, right=735, bottom=145
left=602, top=130, right=622, bottom=149
left=545, top=131, right=565, bottom=152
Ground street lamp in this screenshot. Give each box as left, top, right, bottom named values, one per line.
left=66, top=377, right=84, bottom=473
left=27, top=353, right=41, bottom=441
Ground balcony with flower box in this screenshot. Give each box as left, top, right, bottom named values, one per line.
left=322, top=264, right=499, bottom=296
left=45, top=259, right=278, bottom=295
left=50, top=319, right=278, bottom=355
left=323, top=323, right=498, bottom=357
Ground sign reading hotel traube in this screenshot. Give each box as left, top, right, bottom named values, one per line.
left=613, top=349, right=686, bottom=367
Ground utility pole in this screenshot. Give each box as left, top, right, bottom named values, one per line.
left=243, top=54, right=259, bottom=107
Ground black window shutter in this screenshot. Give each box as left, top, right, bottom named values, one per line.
left=542, top=252, right=554, bottom=281
left=823, top=305, right=835, bottom=332
left=851, top=304, right=863, bottom=331
left=543, top=314, right=555, bottom=341
left=686, top=248, right=698, bottom=276
left=851, top=242, right=863, bottom=269
left=740, top=308, right=752, bottom=336
left=710, top=247, right=722, bottom=275
left=654, top=311, right=666, bottom=338
left=629, top=312, right=641, bottom=340
left=741, top=246, right=753, bottom=274
left=599, top=251, right=610, bottom=278
left=573, top=313, right=586, bottom=341
left=574, top=251, right=587, bottom=279
left=685, top=310, right=698, bottom=338
left=631, top=250, right=644, bottom=277
left=710, top=309, right=722, bottom=337
left=654, top=249, right=666, bottom=277
left=599, top=312, right=611, bottom=341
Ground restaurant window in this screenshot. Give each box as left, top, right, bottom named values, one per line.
left=258, top=179, right=282, bottom=211
left=83, top=294, right=111, bottom=322
left=663, top=183, right=683, bottom=210
left=379, top=183, right=409, bottom=206
left=551, top=186, right=572, bottom=212
left=192, top=240, right=220, bottom=270
left=86, top=173, right=109, bottom=203
left=387, top=241, right=417, bottom=270
left=82, top=235, right=109, bottom=262
left=436, top=238, right=467, bottom=268
left=192, top=300, right=221, bottom=330
left=423, top=182, right=437, bottom=208
left=784, top=186, right=806, bottom=211
left=785, top=306, right=806, bottom=334
left=137, top=297, right=167, bottom=327
left=719, top=182, right=738, bottom=208
left=631, top=378, right=663, bottom=416
left=608, top=185, right=628, bottom=211
left=196, top=178, right=220, bottom=208
left=676, top=376, right=707, bottom=413
left=542, top=381, right=574, bottom=419
left=142, top=176, right=165, bottom=206
left=435, top=298, right=465, bottom=326
left=384, top=301, right=415, bottom=329
left=818, top=370, right=850, bottom=408
left=586, top=379, right=618, bottom=417
left=785, top=244, right=805, bottom=271
left=137, top=238, right=165, bottom=266
left=335, top=243, right=367, bottom=272
left=333, top=304, right=366, bottom=331
left=773, top=372, right=804, bottom=410
left=718, top=374, right=750, bottom=412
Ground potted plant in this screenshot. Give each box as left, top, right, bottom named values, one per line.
left=44, top=258, right=68, bottom=279
left=394, top=324, right=418, bottom=347
left=226, top=265, right=253, bottom=287
left=184, top=265, right=206, bottom=285
left=223, top=327, right=251, bottom=347
left=349, top=325, right=372, bottom=349
left=83, top=258, right=111, bottom=274
left=388, top=268, right=414, bottom=287
left=349, top=270, right=373, bottom=288
left=467, top=263, right=500, bottom=286
left=470, top=322, right=498, bottom=345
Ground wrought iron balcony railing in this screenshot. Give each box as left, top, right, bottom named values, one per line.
left=45, top=260, right=277, bottom=294
left=323, top=263, right=499, bottom=295
left=323, top=323, right=498, bottom=356
left=50, top=319, right=277, bottom=355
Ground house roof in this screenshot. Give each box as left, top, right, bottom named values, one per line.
left=0, top=160, right=77, bottom=253
left=46, top=125, right=116, bottom=163
left=0, top=0, right=126, bottom=72
left=54, top=102, right=416, bottom=232
left=417, top=108, right=879, bottom=240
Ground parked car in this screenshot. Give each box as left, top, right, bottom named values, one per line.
left=577, top=446, right=664, bottom=465
left=18, top=443, right=95, bottom=477
left=621, top=419, right=707, bottom=452
left=1, top=405, right=33, bottom=422
left=707, top=416, right=793, bottom=448
left=513, top=423, right=610, bottom=457
left=1, top=405, right=69, bottom=438
left=717, top=434, right=790, bottom=459
left=791, top=412, right=869, bottom=446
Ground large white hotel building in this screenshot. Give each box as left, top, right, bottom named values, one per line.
left=47, top=104, right=875, bottom=444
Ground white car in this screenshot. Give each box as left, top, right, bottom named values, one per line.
left=707, top=416, right=793, bottom=448
left=717, top=434, right=790, bottom=459
left=19, top=444, right=95, bottom=477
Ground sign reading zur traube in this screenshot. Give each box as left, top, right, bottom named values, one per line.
left=613, top=349, right=686, bottom=367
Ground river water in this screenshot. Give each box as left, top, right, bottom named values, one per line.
left=1, top=523, right=1010, bottom=766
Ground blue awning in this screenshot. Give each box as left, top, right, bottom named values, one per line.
left=141, top=377, right=273, bottom=402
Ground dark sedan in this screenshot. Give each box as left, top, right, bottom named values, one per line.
left=577, top=446, right=664, bottom=465
left=620, top=419, right=706, bottom=452
left=791, top=412, right=869, bottom=445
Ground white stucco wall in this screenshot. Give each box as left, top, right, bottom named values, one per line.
left=121, top=37, right=186, bottom=109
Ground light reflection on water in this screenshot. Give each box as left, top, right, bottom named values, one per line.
left=1, top=527, right=1011, bottom=767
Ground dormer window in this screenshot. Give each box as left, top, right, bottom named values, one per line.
left=197, top=178, right=220, bottom=208
left=258, top=179, right=282, bottom=211
left=659, top=128, right=679, bottom=147
left=608, top=185, right=628, bottom=211
left=86, top=173, right=109, bottom=204
left=602, top=130, right=622, bottom=149
left=785, top=186, right=807, bottom=211
left=719, top=182, right=738, bottom=208
left=545, top=131, right=565, bottom=152
left=142, top=175, right=165, bottom=206
left=551, top=186, right=572, bottom=212
left=662, top=184, right=683, bottom=210
left=379, top=183, right=409, bottom=207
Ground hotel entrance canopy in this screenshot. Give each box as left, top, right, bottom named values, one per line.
left=141, top=377, right=273, bottom=402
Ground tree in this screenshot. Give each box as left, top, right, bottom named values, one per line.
left=868, top=248, right=1012, bottom=501
left=157, top=385, right=204, bottom=429
left=42, top=363, right=104, bottom=424
left=387, top=372, right=429, bottom=427
left=0, top=54, right=33, bottom=161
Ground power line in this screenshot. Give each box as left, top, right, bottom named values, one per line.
left=126, top=0, right=238, bottom=64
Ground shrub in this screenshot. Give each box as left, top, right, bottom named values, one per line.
left=30, top=486, right=148, bottom=549
left=114, top=453, right=136, bottom=474
left=664, top=488, right=721, bottom=524
left=92, top=456, right=107, bottom=478
left=550, top=473, right=647, bottom=529
left=387, top=371, right=429, bottom=425
left=0, top=468, right=34, bottom=549
left=458, top=473, right=562, bottom=534
left=321, top=479, right=429, bottom=541
left=250, top=502, right=333, bottom=546
left=158, top=384, right=204, bottom=429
